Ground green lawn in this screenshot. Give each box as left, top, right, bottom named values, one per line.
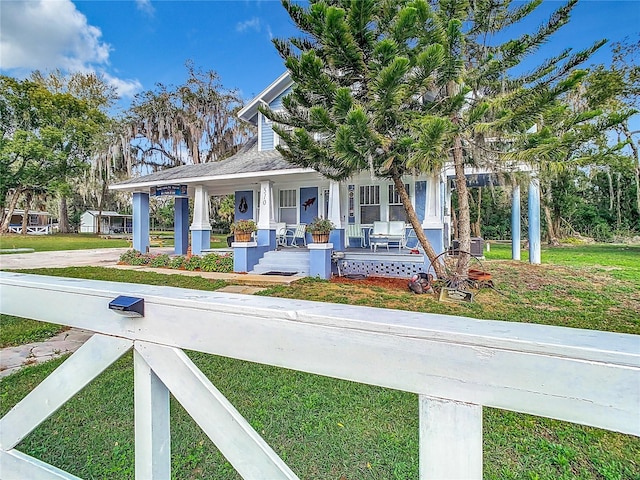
left=0, top=233, right=230, bottom=252
left=1, top=244, right=639, bottom=479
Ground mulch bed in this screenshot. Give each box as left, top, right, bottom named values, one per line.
left=330, top=275, right=409, bottom=290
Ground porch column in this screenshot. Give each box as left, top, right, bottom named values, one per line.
left=422, top=174, right=444, bottom=255
left=133, top=192, right=150, bottom=253
left=174, top=196, right=189, bottom=255
left=528, top=177, right=541, bottom=264
left=257, top=181, right=276, bottom=248
left=328, top=180, right=345, bottom=250
left=511, top=185, right=521, bottom=261
left=190, top=185, right=211, bottom=255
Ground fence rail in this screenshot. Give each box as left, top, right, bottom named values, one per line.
left=0, top=271, right=638, bottom=479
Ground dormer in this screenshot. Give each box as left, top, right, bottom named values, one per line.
left=237, top=72, right=294, bottom=152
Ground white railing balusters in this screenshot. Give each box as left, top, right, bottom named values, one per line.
left=0, top=272, right=638, bottom=480
left=134, top=349, right=171, bottom=480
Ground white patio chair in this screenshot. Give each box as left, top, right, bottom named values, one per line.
left=276, top=222, right=287, bottom=247
left=346, top=224, right=366, bottom=248
left=387, top=221, right=406, bottom=251
left=370, top=221, right=388, bottom=252
left=285, top=223, right=307, bottom=247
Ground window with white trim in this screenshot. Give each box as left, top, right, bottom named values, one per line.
left=359, top=185, right=380, bottom=224
left=279, top=189, right=297, bottom=224
left=389, top=184, right=409, bottom=222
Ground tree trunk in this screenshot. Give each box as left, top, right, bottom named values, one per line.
left=621, top=124, right=639, bottom=214
left=392, top=174, right=445, bottom=278
left=471, top=187, right=482, bottom=238
left=452, top=135, right=471, bottom=275
left=0, top=188, right=25, bottom=233
left=606, top=168, right=614, bottom=212
left=58, top=196, right=71, bottom=233
left=543, top=186, right=560, bottom=246
left=21, top=191, right=33, bottom=235
left=616, top=172, right=622, bottom=230
left=543, top=205, right=560, bottom=246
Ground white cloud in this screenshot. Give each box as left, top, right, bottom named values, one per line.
left=135, top=0, right=155, bottom=16
left=102, top=73, right=143, bottom=99
left=0, top=0, right=142, bottom=98
left=236, top=17, right=261, bottom=33
left=0, top=0, right=110, bottom=71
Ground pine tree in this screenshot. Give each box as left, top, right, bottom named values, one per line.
left=264, top=0, right=604, bottom=276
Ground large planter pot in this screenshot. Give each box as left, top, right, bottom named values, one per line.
left=234, top=232, right=252, bottom=242
left=311, top=233, right=330, bottom=243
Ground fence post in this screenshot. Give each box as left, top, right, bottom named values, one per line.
left=134, top=349, right=171, bottom=480
left=419, top=395, right=482, bottom=479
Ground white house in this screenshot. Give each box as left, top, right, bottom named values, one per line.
left=111, top=72, right=540, bottom=278
left=80, top=210, right=132, bottom=234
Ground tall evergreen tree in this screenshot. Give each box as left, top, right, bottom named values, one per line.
left=264, top=0, right=605, bottom=276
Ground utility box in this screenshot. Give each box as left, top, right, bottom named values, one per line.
left=470, top=237, right=484, bottom=257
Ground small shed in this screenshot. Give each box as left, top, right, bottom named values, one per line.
left=80, top=210, right=132, bottom=234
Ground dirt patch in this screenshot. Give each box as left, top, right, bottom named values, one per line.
left=331, top=275, right=409, bottom=290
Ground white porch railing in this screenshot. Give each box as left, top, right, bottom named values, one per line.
left=0, top=271, right=638, bottom=479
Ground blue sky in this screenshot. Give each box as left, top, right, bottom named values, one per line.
left=1, top=0, right=638, bottom=112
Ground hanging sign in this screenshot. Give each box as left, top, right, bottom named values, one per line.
left=150, top=185, right=188, bottom=197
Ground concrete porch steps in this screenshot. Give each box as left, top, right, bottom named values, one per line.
left=250, top=249, right=310, bottom=276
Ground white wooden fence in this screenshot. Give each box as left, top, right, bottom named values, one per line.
left=7, top=225, right=51, bottom=235
left=0, top=271, right=638, bottom=479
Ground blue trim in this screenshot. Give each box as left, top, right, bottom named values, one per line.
left=299, top=187, right=318, bottom=224
left=235, top=190, right=254, bottom=220
left=233, top=244, right=268, bottom=272
left=174, top=197, right=189, bottom=255
left=257, top=229, right=276, bottom=248
left=424, top=228, right=444, bottom=256
left=309, top=245, right=333, bottom=279
left=133, top=192, right=150, bottom=253
left=191, top=230, right=211, bottom=255
left=329, top=229, right=345, bottom=251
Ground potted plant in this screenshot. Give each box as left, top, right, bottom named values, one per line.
left=306, top=217, right=335, bottom=243
left=231, top=219, right=257, bottom=242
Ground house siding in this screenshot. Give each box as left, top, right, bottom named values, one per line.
left=259, top=87, right=292, bottom=152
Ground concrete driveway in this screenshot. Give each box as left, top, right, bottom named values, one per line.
left=0, top=247, right=174, bottom=269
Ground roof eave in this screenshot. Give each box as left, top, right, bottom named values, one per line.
left=109, top=167, right=317, bottom=192
left=237, top=71, right=293, bottom=124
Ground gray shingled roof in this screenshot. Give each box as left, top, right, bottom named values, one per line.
left=113, top=138, right=300, bottom=186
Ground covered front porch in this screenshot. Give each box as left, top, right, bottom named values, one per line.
left=110, top=143, right=542, bottom=280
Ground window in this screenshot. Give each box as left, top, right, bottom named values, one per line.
left=389, top=184, right=409, bottom=222
left=279, top=189, right=297, bottom=224
left=359, top=185, right=380, bottom=224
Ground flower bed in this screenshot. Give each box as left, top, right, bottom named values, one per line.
left=119, top=250, right=234, bottom=273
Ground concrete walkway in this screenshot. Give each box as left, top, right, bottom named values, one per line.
left=0, top=328, right=94, bottom=379
left=0, top=247, right=297, bottom=378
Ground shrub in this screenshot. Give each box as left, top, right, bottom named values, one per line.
left=149, top=254, right=170, bottom=268
left=200, top=253, right=234, bottom=273
left=183, top=256, right=202, bottom=271
left=593, top=223, right=613, bottom=243
left=169, top=256, right=186, bottom=269
left=119, top=249, right=149, bottom=266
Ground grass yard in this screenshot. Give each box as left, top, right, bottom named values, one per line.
left=0, top=233, right=230, bottom=252
left=1, top=243, right=639, bottom=479
left=0, top=314, right=67, bottom=348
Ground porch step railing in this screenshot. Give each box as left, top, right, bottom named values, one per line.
left=0, top=272, right=638, bottom=479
